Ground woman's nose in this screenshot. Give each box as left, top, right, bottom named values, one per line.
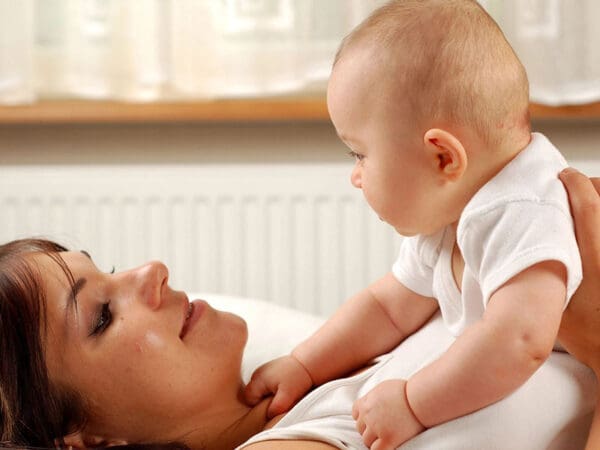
left=132, top=261, right=169, bottom=309
left=350, top=164, right=362, bottom=189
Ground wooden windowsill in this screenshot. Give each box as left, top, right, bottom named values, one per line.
left=1, top=98, right=600, bottom=124
left=529, top=101, right=600, bottom=120
left=0, top=98, right=330, bottom=124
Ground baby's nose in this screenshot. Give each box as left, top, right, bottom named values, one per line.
left=350, top=165, right=362, bottom=188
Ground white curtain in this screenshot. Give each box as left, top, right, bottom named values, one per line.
left=482, top=0, right=600, bottom=106
left=0, top=0, right=384, bottom=104
left=1, top=0, right=598, bottom=106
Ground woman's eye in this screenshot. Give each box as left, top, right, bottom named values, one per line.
left=90, top=301, right=112, bottom=336
left=347, top=150, right=364, bottom=161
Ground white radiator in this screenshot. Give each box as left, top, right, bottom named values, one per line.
left=0, top=164, right=401, bottom=315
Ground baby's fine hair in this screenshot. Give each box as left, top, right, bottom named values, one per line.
left=334, top=0, right=531, bottom=147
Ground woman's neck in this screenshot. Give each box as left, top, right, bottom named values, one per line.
left=191, top=396, right=272, bottom=450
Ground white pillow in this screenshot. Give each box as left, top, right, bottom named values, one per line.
left=193, top=293, right=325, bottom=382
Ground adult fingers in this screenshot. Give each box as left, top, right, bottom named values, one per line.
left=559, top=168, right=600, bottom=262
left=591, top=177, right=600, bottom=194
left=560, top=168, right=600, bottom=215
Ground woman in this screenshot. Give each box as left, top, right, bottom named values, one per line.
left=0, top=241, right=261, bottom=449
left=0, top=167, right=598, bottom=450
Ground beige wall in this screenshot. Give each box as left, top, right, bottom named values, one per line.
left=533, top=120, right=600, bottom=173
left=1, top=119, right=599, bottom=171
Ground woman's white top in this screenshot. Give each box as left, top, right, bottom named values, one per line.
left=239, top=313, right=596, bottom=450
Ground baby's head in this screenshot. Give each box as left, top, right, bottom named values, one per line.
left=330, top=0, right=530, bottom=148
left=328, top=0, right=531, bottom=235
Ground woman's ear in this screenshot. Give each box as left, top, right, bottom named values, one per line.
left=423, top=128, right=468, bottom=182
left=61, top=431, right=128, bottom=449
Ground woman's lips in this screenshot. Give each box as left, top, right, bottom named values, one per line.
left=179, top=300, right=206, bottom=340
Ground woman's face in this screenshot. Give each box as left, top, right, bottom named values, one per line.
left=35, top=251, right=248, bottom=444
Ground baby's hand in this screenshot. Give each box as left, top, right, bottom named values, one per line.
left=244, top=355, right=313, bottom=418
left=352, top=379, right=425, bottom=450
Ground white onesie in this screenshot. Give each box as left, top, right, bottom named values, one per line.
left=393, top=132, right=582, bottom=336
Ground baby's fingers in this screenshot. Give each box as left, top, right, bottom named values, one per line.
left=361, top=426, right=378, bottom=448
left=371, top=438, right=395, bottom=450
left=267, top=387, right=297, bottom=418
left=352, top=397, right=363, bottom=420
left=244, top=375, right=271, bottom=406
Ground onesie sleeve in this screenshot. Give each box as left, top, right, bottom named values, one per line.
left=458, top=200, right=582, bottom=308
left=392, top=233, right=440, bottom=298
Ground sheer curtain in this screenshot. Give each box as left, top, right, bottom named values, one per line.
left=1, top=0, right=599, bottom=105
left=481, top=0, right=600, bottom=105
left=0, top=0, right=384, bottom=104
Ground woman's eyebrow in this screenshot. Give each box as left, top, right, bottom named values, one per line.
left=64, top=277, right=87, bottom=336
left=69, top=278, right=87, bottom=303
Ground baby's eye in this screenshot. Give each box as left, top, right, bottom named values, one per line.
left=90, top=301, right=112, bottom=336
left=347, top=150, right=364, bottom=161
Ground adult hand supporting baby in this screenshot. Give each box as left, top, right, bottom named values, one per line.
left=558, top=168, right=600, bottom=373
left=558, top=168, right=600, bottom=450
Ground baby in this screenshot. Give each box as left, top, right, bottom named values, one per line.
left=245, top=1, right=582, bottom=448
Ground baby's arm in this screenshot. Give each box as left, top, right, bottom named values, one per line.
left=293, top=273, right=438, bottom=384
left=245, top=272, right=438, bottom=416
left=406, top=260, right=566, bottom=427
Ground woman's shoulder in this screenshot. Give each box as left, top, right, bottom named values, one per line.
left=242, top=440, right=340, bottom=449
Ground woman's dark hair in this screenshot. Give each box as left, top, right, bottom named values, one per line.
left=0, top=238, right=190, bottom=450
left=0, top=238, right=87, bottom=447
left=0, top=444, right=188, bottom=450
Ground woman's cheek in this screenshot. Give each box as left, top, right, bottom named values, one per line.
left=140, top=330, right=168, bottom=351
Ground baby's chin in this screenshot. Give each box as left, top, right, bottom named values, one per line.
left=393, top=223, right=438, bottom=238
left=380, top=215, right=424, bottom=237
left=394, top=227, right=419, bottom=237
left=388, top=220, right=416, bottom=237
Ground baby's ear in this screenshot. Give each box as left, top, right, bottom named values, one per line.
left=423, top=128, right=467, bottom=182
left=60, top=430, right=128, bottom=449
